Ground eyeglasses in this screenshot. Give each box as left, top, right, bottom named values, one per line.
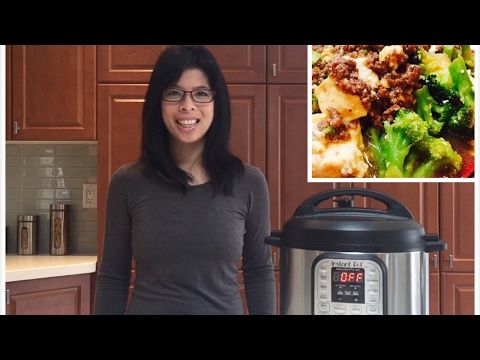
left=162, top=88, right=215, bottom=103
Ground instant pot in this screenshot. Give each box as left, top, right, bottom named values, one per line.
left=265, top=188, right=447, bottom=315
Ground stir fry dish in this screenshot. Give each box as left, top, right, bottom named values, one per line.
left=311, top=45, right=475, bottom=178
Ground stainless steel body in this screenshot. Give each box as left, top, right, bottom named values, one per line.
left=50, top=204, right=70, bottom=255
left=17, top=215, right=39, bottom=255
left=280, top=248, right=429, bottom=315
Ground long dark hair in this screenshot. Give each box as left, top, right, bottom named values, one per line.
left=139, top=45, right=244, bottom=195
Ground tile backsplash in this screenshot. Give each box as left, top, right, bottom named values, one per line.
left=5, top=143, right=98, bottom=255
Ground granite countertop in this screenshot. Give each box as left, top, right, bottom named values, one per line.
left=5, top=254, right=98, bottom=282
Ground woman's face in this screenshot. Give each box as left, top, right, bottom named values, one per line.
left=161, top=68, right=214, bottom=147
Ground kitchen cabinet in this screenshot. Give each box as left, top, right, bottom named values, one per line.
left=6, top=45, right=96, bottom=141
left=266, top=45, right=308, bottom=84
left=5, top=273, right=92, bottom=315
left=97, top=45, right=266, bottom=84
left=438, top=182, right=475, bottom=315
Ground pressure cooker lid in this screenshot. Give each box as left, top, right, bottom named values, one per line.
left=266, top=188, right=447, bottom=253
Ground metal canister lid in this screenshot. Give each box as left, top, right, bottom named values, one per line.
left=18, top=215, right=38, bottom=222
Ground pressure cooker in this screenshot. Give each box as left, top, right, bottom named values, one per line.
left=265, top=188, right=447, bottom=315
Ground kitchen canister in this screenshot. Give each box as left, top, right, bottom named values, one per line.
left=17, top=215, right=39, bottom=255
left=50, top=204, right=71, bottom=255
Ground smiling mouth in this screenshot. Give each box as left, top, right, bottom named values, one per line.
left=177, top=119, right=199, bottom=128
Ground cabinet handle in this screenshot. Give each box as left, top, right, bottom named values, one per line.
left=272, top=63, right=277, bottom=77
left=6, top=290, right=9, bottom=305
left=13, top=121, right=20, bottom=135
left=449, top=255, right=453, bottom=268
left=433, top=254, right=438, bottom=268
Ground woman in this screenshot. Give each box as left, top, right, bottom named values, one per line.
left=94, top=45, right=276, bottom=315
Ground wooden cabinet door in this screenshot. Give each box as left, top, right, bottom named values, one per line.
left=10, top=45, right=96, bottom=141
left=6, top=45, right=12, bottom=140
left=429, top=272, right=440, bottom=315
left=96, top=84, right=148, bottom=263
left=441, top=272, right=475, bottom=315
left=439, top=182, right=475, bottom=273
left=97, top=45, right=266, bottom=84
left=267, top=45, right=307, bottom=84
left=96, top=84, right=267, bottom=263
left=6, top=274, right=91, bottom=315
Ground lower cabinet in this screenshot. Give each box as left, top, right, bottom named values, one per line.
left=440, top=273, right=475, bottom=315
left=5, top=274, right=92, bottom=315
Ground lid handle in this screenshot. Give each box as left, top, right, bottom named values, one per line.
left=293, top=188, right=414, bottom=219
left=423, top=234, right=448, bottom=252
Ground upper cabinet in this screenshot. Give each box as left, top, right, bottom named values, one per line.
left=96, top=45, right=307, bottom=85
left=7, top=45, right=96, bottom=141
left=97, top=45, right=267, bottom=84
left=266, top=45, right=307, bottom=84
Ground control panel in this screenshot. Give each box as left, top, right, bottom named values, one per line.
left=313, top=255, right=386, bottom=315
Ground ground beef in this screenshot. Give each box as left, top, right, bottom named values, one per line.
left=317, top=107, right=352, bottom=141
left=312, top=45, right=426, bottom=129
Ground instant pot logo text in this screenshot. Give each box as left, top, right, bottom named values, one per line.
left=331, top=261, right=364, bottom=268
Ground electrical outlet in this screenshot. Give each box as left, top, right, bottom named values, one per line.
left=83, top=183, right=97, bottom=208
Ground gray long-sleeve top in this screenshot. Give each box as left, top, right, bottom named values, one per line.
left=94, top=161, right=276, bottom=315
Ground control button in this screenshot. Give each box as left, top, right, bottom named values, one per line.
left=368, top=288, right=379, bottom=295
left=319, top=293, right=328, bottom=300
left=334, top=305, right=346, bottom=314
left=366, top=305, right=379, bottom=314
left=350, top=305, right=362, bottom=315
left=367, top=277, right=379, bottom=286
left=319, top=283, right=328, bottom=291
left=319, top=262, right=328, bottom=272
left=319, top=302, right=330, bottom=312
left=368, top=296, right=379, bottom=304
left=320, top=274, right=328, bottom=282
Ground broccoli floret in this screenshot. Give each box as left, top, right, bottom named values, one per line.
left=312, top=50, right=322, bottom=65
left=418, top=46, right=475, bottom=135
left=411, top=136, right=463, bottom=178
left=450, top=56, right=475, bottom=105
left=442, top=45, right=459, bottom=60
left=447, top=56, right=475, bottom=134
left=418, top=47, right=454, bottom=89
left=421, top=74, right=459, bottom=104
left=364, top=109, right=429, bottom=178
left=364, top=125, right=386, bottom=178
left=414, top=85, right=455, bottom=135
left=460, top=45, right=474, bottom=71
left=382, top=109, right=430, bottom=177
left=364, top=109, right=463, bottom=178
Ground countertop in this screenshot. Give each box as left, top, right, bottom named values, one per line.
left=5, top=254, right=98, bottom=282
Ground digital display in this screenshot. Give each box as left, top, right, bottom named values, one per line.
left=331, top=267, right=365, bottom=304
left=332, top=268, right=364, bottom=284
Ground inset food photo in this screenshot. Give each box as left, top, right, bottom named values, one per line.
left=309, top=45, right=475, bottom=179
